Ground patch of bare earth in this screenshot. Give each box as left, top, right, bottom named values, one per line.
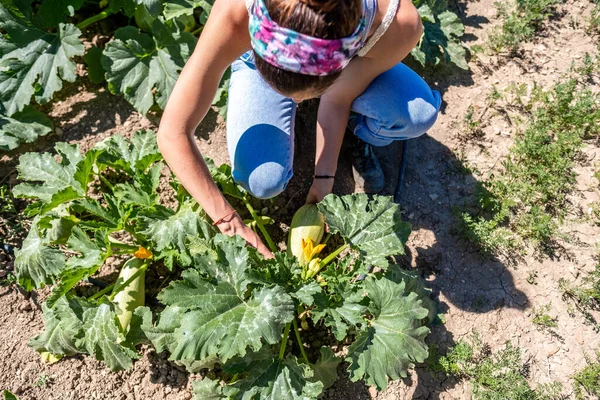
left=2, top=0, right=600, bottom=399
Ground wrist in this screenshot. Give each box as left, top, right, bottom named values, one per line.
left=216, top=213, right=245, bottom=235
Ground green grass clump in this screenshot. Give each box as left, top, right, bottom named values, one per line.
left=489, top=0, right=560, bottom=53
left=532, top=303, right=558, bottom=331
left=432, top=333, right=564, bottom=400
left=573, top=351, right=600, bottom=400
left=458, top=75, right=600, bottom=257
left=560, top=264, right=600, bottom=329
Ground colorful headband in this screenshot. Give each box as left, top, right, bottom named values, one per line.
left=249, top=0, right=367, bottom=76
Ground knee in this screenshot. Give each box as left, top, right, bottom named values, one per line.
left=234, top=162, right=292, bottom=199
left=406, top=93, right=441, bottom=137
left=380, top=90, right=441, bottom=140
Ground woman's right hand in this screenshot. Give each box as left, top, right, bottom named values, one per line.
left=217, top=213, right=274, bottom=259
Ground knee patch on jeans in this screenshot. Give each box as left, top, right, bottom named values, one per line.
left=355, top=90, right=441, bottom=145
left=233, top=162, right=292, bottom=200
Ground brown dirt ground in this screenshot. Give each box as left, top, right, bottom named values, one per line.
left=2, top=0, right=600, bottom=399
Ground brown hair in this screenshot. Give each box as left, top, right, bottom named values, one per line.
left=253, top=0, right=363, bottom=97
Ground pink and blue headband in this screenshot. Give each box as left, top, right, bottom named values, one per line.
left=249, top=0, right=367, bottom=76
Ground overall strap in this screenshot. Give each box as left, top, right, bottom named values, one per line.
left=357, top=0, right=400, bottom=57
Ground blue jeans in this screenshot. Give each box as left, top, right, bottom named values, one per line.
left=226, top=51, right=442, bottom=199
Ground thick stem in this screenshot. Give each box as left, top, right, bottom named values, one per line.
left=243, top=196, right=277, bottom=253
left=98, top=175, right=115, bottom=191
left=76, top=10, right=113, bottom=30
left=109, top=241, right=138, bottom=252
left=191, top=26, right=204, bottom=36
left=292, top=319, right=309, bottom=364
left=89, top=282, right=114, bottom=300
left=108, top=262, right=148, bottom=302
left=318, top=243, right=348, bottom=269
left=279, top=322, right=292, bottom=360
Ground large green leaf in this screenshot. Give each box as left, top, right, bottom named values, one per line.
left=33, top=0, right=85, bottom=28
left=190, top=234, right=255, bottom=292
left=157, top=266, right=294, bottom=363
left=79, top=303, right=140, bottom=371
left=388, top=266, right=440, bottom=325
left=163, top=0, right=212, bottom=20
left=0, top=107, right=53, bottom=151
left=96, top=130, right=162, bottom=173
left=83, top=46, right=105, bottom=84
left=413, top=0, right=448, bottom=15
left=142, top=305, right=182, bottom=353
left=226, top=355, right=325, bottom=399
left=14, top=221, right=65, bottom=290
left=13, top=142, right=84, bottom=202
left=346, top=276, right=430, bottom=390
left=317, top=194, right=412, bottom=269
left=311, top=347, right=342, bottom=390
left=311, top=289, right=366, bottom=341
left=0, top=3, right=85, bottom=115
left=137, top=0, right=163, bottom=17
left=101, top=20, right=196, bottom=114
left=412, top=8, right=468, bottom=70
left=47, top=227, right=107, bottom=308
left=139, top=201, right=215, bottom=267
left=2, top=390, right=19, bottom=400
left=192, top=378, right=227, bottom=400
left=28, top=296, right=90, bottom=356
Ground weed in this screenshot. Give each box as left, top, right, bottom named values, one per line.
left=457, top=74, right=600, bottom=257
left=588, top=3, right=600, bottom=36
left=527, top=270, right=538, bottom=285
left=559, top=264, right=600, bottom=329
left=0, top=184, right=25, bottom=245
left=531, top=303, right=558, bottom=331
left=573, top=350, right=600, bottom=400
left=488, top=0, right=560, bottom=54
left=463, top=105, right=485, bottom=139
left=572, top=53, right=599, bottom=77
left=0, top=272, right=16, bottom=287
left=432, top=333, right=564, bottom=399
left=0, top=185, right=16, bottom=215
left=35, top=374, right=50, bottom=387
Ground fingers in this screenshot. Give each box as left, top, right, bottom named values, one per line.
left=242, top=228, right=274, bottom=259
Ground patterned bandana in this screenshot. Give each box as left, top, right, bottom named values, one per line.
left=249, top=0, right=367, bottom=76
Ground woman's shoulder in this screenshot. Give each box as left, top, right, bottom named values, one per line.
left=210, top=0, right=250, bottom=32
left=387, top=0, right=422, bottom=40
left=365, top=0, right=422, bottom=58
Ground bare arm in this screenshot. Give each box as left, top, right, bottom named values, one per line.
left=157, top=0, right=273, bottom=257
left=307, top=0, right=423, bottom=203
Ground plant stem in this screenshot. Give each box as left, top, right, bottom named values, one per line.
left=76, top=10, right=113, bottom=30
left=108, top=262, right=148, bottom=301
left=89, top=282, right=114, bottom=300
left=279, top=322, right=292, bottom=360
left=292, top=319, right=309, bottom=364
left=322, top=233, right=332, bottom=244
left=109, top=242, right=138, bottom=252
left=98, top=175, right=114, bottom=191
left=319, top=243, right=348, bottom=269
left=191, top=26, right=204, bottom=36
left=243, top=196, right=277, bottom=253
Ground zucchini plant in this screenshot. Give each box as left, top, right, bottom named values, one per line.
left=12, top=131, right=438, bottom=397
left=0, top=0, right=465, bottom=151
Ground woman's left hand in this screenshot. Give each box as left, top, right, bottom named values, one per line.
left=306, top=178, right=334, bottom=204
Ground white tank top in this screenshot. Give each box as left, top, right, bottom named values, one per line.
left=245, top=0, right=400, bottom=57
